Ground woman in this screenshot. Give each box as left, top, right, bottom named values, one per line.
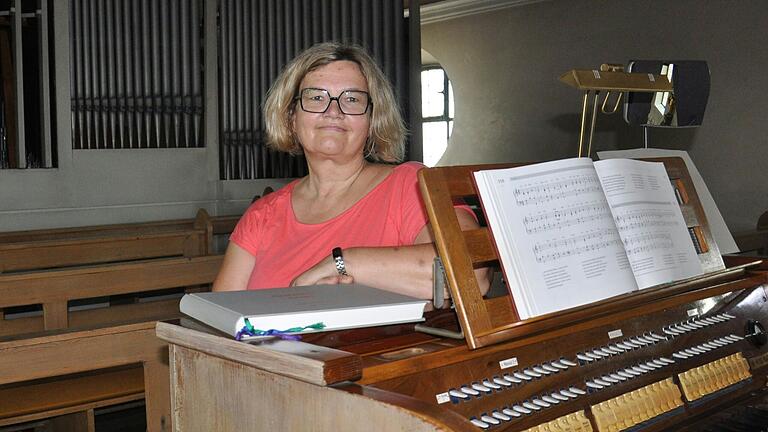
left=214, top=42, right=488, bottom=299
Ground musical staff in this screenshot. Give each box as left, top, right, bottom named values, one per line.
left=512, top=173, right=602, bottom=206
left=533, top=229, right=622, bottom=264
left=523, top=202, right=612, bottom=234
left=614, top=209, right=679, bottom=232
left=623, top=232, right=674, bottom=256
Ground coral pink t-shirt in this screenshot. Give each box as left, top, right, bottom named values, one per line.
left=230, top=161, right=433, bottom=289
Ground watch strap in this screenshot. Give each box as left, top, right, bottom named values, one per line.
left=332, top=247, right=349, bottom=276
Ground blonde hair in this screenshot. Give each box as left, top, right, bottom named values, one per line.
left=263, top=42, right=406, bottom=163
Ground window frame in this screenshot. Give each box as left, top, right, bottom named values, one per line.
left=421, top=64, right=453, bottom=167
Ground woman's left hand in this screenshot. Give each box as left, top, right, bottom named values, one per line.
left=290, top=255, right=355, bottom=286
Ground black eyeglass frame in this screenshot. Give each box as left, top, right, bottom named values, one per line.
left=295, top=88, right=373, bottom=115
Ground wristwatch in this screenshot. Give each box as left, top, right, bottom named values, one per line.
left=332, top=247, right=349, bottom=276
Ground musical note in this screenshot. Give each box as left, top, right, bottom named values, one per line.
left=614, top=209, right=679, bottom=232
left=523, top=202, right=612, bottom=234
left=622, top=232, right=674, bottom=256
left=512, top=173, right=602, bottom=206
left=532, top=229, right=623, bottom=264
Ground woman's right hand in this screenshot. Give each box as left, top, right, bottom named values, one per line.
left=290, top=255, right=355, bottom=286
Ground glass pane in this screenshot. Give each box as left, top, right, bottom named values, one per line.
left=421, top=69, right=445, bottom=117
left=423, top=121, right=448, bottom=167
left=448, top=81, right=454, bottom=119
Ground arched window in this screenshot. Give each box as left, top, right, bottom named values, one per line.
left=421, top=65, right=453, bottom=167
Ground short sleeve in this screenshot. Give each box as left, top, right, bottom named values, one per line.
left=229, top=205, right=262, bottom=256
left=395, top=162, right=431, bottom=244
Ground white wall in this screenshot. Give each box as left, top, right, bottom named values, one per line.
left=422, top=0, right=768, bottom=232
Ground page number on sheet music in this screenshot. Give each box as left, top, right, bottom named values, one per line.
left=499, top=357, right=519, bottom=369
left=687, top=308, right=699, bottom=317
left=436, top=392, right=451, bottom=404
left=608, top=329, right=623, bottom=339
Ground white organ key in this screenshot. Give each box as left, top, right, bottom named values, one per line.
left=513, top=372, right=532, bottom=381
left=449, top=389, right=469, bottom=399
left=642, top=361, right=659, bottom=370
left=608, top=373, right=625, bottom=381
left=542, top=395, right=559, bottom=404
left=522, top=401, right=540, bottom=411
left=542, top=363, right=560, bottom=373
left=470, top=418, right=490, bottom=429
left=585, top=380, right=603, bottom=389
left=512, top=405, right=531, bottom=415
left=593, top=378, right=611, bottom=387
left=491, top=411, right=511, bottom=421
left=522, top=369, right=541, bottom=378
left=502, top=408, right=522, bottom=418
left=503, top=374, right=522, bottom=383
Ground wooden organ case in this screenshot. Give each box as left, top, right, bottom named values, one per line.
left=157, top=158, right=768, bottom=431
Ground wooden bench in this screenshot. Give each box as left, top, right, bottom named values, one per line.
left=0, top=210, right=231, bottom=431
left=0, top=255, right=222, bottom=431
left=0, top=208, right=242, bottom=273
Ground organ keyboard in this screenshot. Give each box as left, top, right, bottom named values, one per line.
left=159, top=159, right=768, bottom=431
left=349, top=271, right=768, bottom=431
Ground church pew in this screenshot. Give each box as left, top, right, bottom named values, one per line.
left=0, top=208, right=240, bottom=327
left=0, top=321, right=168, bottom=431
left=0, top=209, right=216, bottom=273
left=0, top=255, right=223, bottom=431
left=0, top=206, right=250, bottom=430
left=0, top=255, right=222, bottom=334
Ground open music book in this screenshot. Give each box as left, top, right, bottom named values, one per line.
left=180, top=284, right=428, bottom=340
left=474, top=158, right=703, bottom=319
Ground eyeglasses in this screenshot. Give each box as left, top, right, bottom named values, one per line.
left=296, top=88, right=371, bottom=115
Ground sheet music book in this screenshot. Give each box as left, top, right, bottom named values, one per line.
left=180, top=284, right=428, bottom=339
left=597, top=148, right=738, bottom=254
left=474, top=158, right=703, bottom=319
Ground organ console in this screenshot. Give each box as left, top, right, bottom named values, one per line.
left=157, top=158, right=768, bottom=431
